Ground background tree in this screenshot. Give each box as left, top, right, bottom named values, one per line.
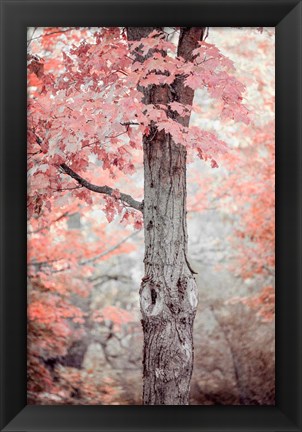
left=27, top=27, right=273, bottom=405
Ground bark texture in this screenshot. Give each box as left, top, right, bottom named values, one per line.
left=127, top=27, right=205, bottom=405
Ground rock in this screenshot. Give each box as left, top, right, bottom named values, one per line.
left=83, top=343, right=107, bottom=371
left=105, top=336, right=121, bottom=358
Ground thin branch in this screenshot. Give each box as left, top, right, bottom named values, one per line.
left=27, top=27, right=37, bottom=48
left=209, top=305, right=248, bottom=405
left=80, top=229, right=142, bottom=265
left=89, top=274, right=131, bottom=284
left=28, top=257, right=65, bottom=267
left=105, top=130, right=128, bottom=140
left=120, top=121, right=140, bottom=126
left=27, top=28, right=76, bottom=45
left=28, top=211, right=72, bottom=234
left=28, top=229, right=142, bottom=275
left=51, top=185, right=83, bottom=192
left=60, top=163, right=143, bottom=212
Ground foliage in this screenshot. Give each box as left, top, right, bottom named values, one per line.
left=187, top=28, right=275, bottom=322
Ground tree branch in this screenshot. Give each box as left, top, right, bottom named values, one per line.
left=80, top=229, right=142, bottom=266
left=172, top=27, right=206, bottom=127
left=28, top=230, right=142, bottom=275
left=33, top=134, right=143, bottom=212
left=60, top=163, right=143, bottom=212
left=27, top=211, right=72, bottom=234
left=209, top=305, right=249, bottom=405
left=27, top=28, right=75, bottom=46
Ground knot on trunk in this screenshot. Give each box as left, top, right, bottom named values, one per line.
left=140, top=278, right=164, bottom=316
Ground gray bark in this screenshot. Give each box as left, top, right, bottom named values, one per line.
left=127, top=27, right=205, bottom=405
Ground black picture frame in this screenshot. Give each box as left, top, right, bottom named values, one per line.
left=1, top=0, right=301, bottom=430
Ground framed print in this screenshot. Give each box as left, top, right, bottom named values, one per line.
left=1, top=0, right=301, bottom=431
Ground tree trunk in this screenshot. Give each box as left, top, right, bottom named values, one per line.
left=141, top=129, right=198, bottom=405
left=128, top=27, right=205, bottom=405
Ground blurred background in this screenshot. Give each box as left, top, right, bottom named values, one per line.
left=27, top=27, right=275, bottom=405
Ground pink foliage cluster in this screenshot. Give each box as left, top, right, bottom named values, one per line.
left=28, top=27, right=250, bottom=223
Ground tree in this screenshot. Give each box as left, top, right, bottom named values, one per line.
left=28, top=27, right=252, bottom=405
left=27, top=197, right=140, bottom=404
left=188, top=28, right=275, bottom=323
